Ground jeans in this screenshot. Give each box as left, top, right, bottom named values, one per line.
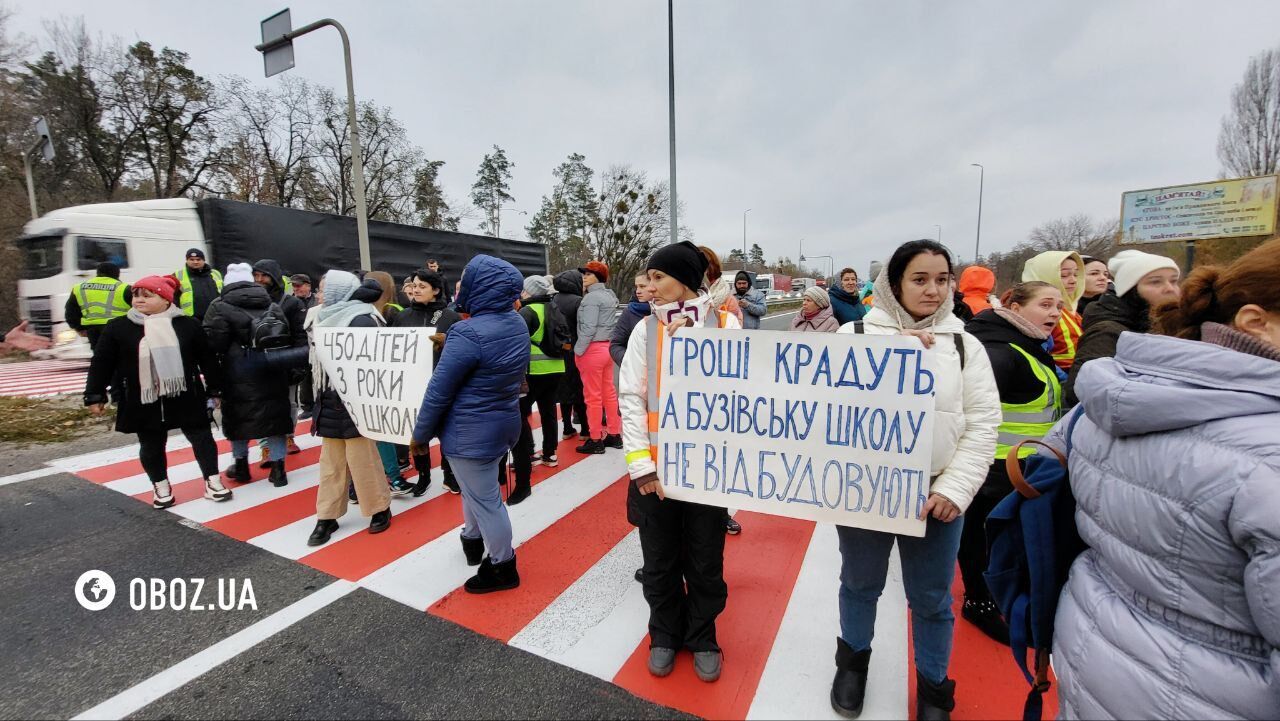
left=449, top=454, right=515, bottom=564
left=138, top=426, right=219, bottom=484
left=232, top=436, right=285, bottom=462
left=837, top=516, right=964, bottom=685
left=376, top=441, right=403, bottom=483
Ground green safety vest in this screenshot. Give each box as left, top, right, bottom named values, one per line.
left=995, top=344, right=1063, bottom=460
left=175, top=266, right=224, bottom=316
left=72, top=277, right=130, bottom=326
left=386, top=302, right=404, bottom=312
left=528, top=303, right=565, bottom=376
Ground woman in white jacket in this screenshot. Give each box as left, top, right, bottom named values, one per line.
left=618, top=241, right=742, bottom=685
left=830, top=240, right=1000, bottom=720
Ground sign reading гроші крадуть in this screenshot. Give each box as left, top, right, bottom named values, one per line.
left=653, top=328, right=936, bottom=537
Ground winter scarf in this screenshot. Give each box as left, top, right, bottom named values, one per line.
left=128, top=305, right=186, bottom=404
left=627, top=299, right=653, bottom=317
left=869, top=264, right=956, bottom=330
left=705, top=276, right=733, bottom=314
left=994, top=307, right=1049, bottom=340
left=653, top=293, right=713, bottom=326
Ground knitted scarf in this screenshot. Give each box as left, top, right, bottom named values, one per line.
left=128, top=305, right=186, bottom=404
left=994, top=308, right=1050, bottom=340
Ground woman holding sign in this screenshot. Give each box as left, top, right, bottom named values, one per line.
left=831, top=240, right=1000, bottom=719
left=305, top=271, right=392, bottom=547
left=618, top=240, right=742, bottom=684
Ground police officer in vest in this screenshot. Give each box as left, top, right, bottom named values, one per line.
left=511, top=275, right=565, bottom=506
left=959, top=280, right=1066, bottom=647
left=175, top=248, right=223, bottom=322
left=66, top=262, right=131, bottom=349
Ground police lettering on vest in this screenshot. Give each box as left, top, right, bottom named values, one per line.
left=72, top=277, right=130, bottom=325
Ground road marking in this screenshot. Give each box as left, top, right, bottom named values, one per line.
left=0, top=466, right=59, bottom=486
left=71, top=580, right=357, bottom=721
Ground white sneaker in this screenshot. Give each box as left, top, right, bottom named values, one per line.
left=204, top=476, right=233, bottom=502
left=152, top=480, right=175, bottom=509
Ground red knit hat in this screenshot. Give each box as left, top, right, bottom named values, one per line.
left=578, top=260, right=609, bottom=283
left=132, top=275, right=179, bottom=304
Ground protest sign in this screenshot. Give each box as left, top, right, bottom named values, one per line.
left=314, top=326, right=435, bottom=444
left=654, top=328, right=935, bottom=536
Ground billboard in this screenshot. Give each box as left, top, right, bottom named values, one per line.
left=1120, top=175, right=1277, bottom=244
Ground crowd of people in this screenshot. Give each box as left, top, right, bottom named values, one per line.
left=69, top=234, right=1278, bottom=720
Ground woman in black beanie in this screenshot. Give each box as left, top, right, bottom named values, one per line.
left=617, top=241, right=742, bottom=684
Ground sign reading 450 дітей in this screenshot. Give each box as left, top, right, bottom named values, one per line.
left=314, top=326, right=435, bottom=444
left=654, top=328, right=936, bottom=537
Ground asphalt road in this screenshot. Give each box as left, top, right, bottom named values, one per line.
left=760, top=309, right=799, bottom=330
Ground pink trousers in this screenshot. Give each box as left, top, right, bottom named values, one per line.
left=577, top=341, right=622, bottom=440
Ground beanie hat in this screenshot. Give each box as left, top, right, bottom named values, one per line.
left=185, top=247, right=205, bottom=260
left=646, top=241, right=708, bottom=294
left=803, top=285, right=831, bottom=309
left=578, top=260, right=609, bottom=284
left=224, top=262, right=254, bottom=286
left=1108, top=249, right=1179, bottom=297
left=868, top=260, right=884, bottom=282
left=133, top=275, right=179, bottom=304
left=523, top=274, right=553, bottom=297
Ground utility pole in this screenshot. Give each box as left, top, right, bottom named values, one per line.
left=743, top=208, right=752, bottom=270
left=22, top=117, right=54, bottom=220
left=667, top=0, right=679, bottom=246
left=971, top=163, right=985, bottom=262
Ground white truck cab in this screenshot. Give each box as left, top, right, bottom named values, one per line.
left=16, top=198, right=208, bottom=358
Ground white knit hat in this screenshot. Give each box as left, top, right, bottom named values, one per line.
left=1108, top=250, right=1179, bottom=296
left=803, top=285, right=830, bottom=308
left=224, top=262, right=254, bottom=286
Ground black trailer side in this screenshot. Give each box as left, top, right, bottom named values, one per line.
left=197, top=199, right=547, bottom=285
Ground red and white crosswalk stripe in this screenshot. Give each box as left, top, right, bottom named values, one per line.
left=0, top=359, right=89, bottom=397
left=55, top=417, right=1053, bottom=720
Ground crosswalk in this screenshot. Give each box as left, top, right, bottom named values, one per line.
left=0, top=359, right=89, bottom=397
left=51, top=417, right=1054, bottom=719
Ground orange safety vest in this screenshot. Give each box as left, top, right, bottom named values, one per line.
left=1051, top=310, right=1082, bottom=371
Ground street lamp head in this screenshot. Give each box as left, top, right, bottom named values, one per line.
left=971, top=163, right=983, bottom=169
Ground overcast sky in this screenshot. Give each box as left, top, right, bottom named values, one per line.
left=10, top=0, right=1280, bottom=273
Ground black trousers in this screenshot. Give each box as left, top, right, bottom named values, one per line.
left=559, top=357, right=588, bottom=435
left=515, top=373, right=562, bottom=484
left=636, top=494, right=728, bottom=652
left=957, top=486, right=1004, bottom=603
left=137, top=425, right=219, bottom=484
left=85, top=326, right=105, bottom=350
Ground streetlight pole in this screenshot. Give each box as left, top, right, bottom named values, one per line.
left=742, top=208, right=752, bottom=270
left=970, top=163, right=984, bottom=263
left=666, top=0, right=678, bottom=246
left=934, top=224, right=942, bottom=244
left=257, top=16, right=371, bottom=270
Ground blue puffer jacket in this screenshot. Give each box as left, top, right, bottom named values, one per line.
left=412, top=255, right=529, bottom=460
left=1047, top=331, right=1280, bottom=720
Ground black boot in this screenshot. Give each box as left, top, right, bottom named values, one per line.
left=575, top=438, right=606, bottom=455
left=268, top=460, right=288, bottom=487
left=915, top=672, right=956, bottom=721
left=460, top=535, right=485, bottom=566
left=224, top=456, right=250, bottom=482
left=604, top=433, right=623, bottom=449
left=464, top=555, right=520, bottom=594
left=507, top=477, right=531, bottom=505
left=961, top=596, right=1010, bottom=645
left=369, top=508, right=392, bottom=534
left=307, top=519, right=338, bottom=547
left=831, top=639, right=871, bottom=718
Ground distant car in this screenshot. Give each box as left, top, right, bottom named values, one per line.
left=766, top=289, right=784, bottom=300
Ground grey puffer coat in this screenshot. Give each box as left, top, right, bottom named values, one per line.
left=574, top=282, right=619, bottom=356
left=1047, top=331, right=1280, bottom=720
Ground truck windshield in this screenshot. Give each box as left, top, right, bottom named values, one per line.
left=755, top=278, right=770, bottom=289
left=19, top=234, right=64, bottom=279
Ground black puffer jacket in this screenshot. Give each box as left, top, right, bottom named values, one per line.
left=1064, top=290, right=1150, bottom=406
left=85, top=314, right=221, bottom=434
left=313, top=280, right=384, bottom=440
left=393, top=299, right=460, bottom=368
left=552, top=270, right=584, bottom=342
left=203, top=281, right=295, bottom=440
left=252, top=259, right=308, bottom=349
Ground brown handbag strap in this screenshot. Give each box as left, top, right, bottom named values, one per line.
left=1005, top=440, right=1067, bottom=499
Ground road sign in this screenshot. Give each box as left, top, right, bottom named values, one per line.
left=34, top=116, right=54, bottom=161
left=260, top=9, right=295, bottom=78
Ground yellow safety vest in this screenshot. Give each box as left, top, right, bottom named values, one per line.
left=625, top=310, right=727, bottom=468
left=1052, top=311, right=1082, bottom=368
left=995, top=344, right=1063, bottom=460
left=528, top=303, right=566, bottom=376
left=72, top=277, right=130, bottom=326
left=175, top=266, right=224, bottom=316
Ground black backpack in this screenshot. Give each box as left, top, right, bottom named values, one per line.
left=242, top=302, right=291, bottom=350
left=538, top=300, right=572, bottom=359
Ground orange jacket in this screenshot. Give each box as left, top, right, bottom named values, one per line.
left=959, top=266, right=996, bottom=315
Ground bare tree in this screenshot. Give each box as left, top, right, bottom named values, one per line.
left=216, top=75, right=316, bottom=207
left=1218, top=46, right=1280, bottom=178
left=585, top=165, right=684, bottom=295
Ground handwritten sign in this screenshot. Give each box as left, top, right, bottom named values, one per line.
left=655, top=328, right=936, bottom=536
left=314, top=327, right=435, bottom=444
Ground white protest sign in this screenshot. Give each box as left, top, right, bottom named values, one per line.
left=655, top=328, right=936, bottom=536
left=314, top=326, right=435, bottom=444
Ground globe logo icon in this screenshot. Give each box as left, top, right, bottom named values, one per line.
left=74, top=570, right=116, bottom=611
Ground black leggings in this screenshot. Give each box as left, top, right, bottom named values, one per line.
left=137, top=426, right=219, bottom=484
left=956, top=490, right=1002, bottom=602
